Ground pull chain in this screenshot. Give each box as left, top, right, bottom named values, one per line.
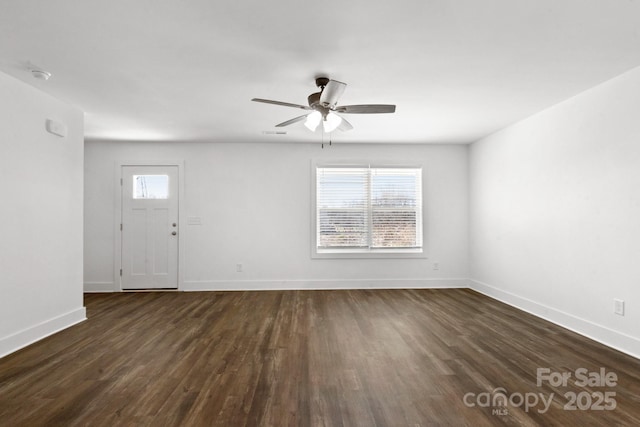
left=319, top=126, right=334, bottom=148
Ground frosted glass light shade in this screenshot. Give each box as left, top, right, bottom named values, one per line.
left=304, top=111, right=322, bottom=131
left=323, top=112, right=342, bottom=133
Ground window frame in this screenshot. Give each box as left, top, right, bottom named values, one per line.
left=311, top=161, right=426, bottom=259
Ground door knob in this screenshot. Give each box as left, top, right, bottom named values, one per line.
left=171, top=231, right=177, bottom=236
left=172, top=223, right=177, bottom=227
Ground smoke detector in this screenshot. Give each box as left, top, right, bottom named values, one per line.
left=31, top=69, right=51, bottom=80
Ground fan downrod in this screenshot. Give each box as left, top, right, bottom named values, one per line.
left=309, top=77, right=331, bottom=109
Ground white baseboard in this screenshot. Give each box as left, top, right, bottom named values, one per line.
left=0, top=307, right=87, bottom=359
left=469, top=279, right=640, bottom=360
left=84, top=281, right=116, bottom=292
left=183, top=278, right=470, bottom=291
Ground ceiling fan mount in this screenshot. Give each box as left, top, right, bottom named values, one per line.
left=315, top=77, right=330, bottom=89
left=252, top=76, right=396, bottom=133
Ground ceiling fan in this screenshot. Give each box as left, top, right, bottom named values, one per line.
left=252, top=77, right=396, bottom=133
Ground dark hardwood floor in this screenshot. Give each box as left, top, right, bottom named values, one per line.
left=0, top=289, right=639, bottom=426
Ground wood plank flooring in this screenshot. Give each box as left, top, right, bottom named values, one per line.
left=1, top=289, right=639, bottom=426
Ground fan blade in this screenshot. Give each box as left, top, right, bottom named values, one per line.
left=319, top=80, right=346, bottom=108
left=252, top=98, right=311, bottom=110
left=337, top=116, right=353, bottom=131
left=335, top=104, right=396, bottom=114
left=275, top=114, right=310, bottom=127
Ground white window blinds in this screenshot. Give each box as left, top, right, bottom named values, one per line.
left=316, top=166, right=422, bottom=251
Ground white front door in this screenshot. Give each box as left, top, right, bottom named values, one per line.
left=121, top=165, right=179, bottom=289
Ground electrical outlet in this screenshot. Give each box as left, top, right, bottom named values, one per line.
left=236, top=263, right=243, bottom=273
left=614, top=299, right=625, bottom=316
left=433, top=262, right=439, bottom=271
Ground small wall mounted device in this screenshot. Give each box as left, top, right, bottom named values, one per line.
left=45, top=119, right=67, bottom=137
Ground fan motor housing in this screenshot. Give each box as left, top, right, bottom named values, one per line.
left=307, top=92, right=321, bottom=107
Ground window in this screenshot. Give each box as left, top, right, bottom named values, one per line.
left=315, top=165, right=423, bottom=256
left=133, top=175, right=169, bottom=199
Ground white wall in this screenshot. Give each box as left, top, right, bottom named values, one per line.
left=0, top=72, right=85, bottom=358
left=469, top=66, right=640, bottom=358
left=84, top=141, right=469, bottom=291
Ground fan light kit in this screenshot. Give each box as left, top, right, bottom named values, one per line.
left=252, top=77, right=396, bottom=133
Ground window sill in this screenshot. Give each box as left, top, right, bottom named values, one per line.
left=312, top=248, right=426, bottom=259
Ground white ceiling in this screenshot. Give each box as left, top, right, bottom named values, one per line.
left=2, top=0, right=640, bottom=144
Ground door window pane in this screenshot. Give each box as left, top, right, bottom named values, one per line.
left=133, top=175, right=169, bottom=199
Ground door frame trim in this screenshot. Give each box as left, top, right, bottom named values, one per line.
left=113, top=160, right=185, bottom=291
